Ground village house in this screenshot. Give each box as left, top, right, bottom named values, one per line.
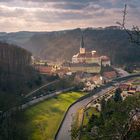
left=35, top=65, right=55, bottom=75
left=119, top=83, right=132, bottom=91
left=103, top=71, right=117, bottom=80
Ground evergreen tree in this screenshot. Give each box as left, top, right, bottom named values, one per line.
left=114, top=88, right=122, bottom=102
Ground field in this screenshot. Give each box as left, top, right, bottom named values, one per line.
left=24, top=92, right=85, bottom=140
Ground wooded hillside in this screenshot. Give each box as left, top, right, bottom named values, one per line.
left=0, top=27, right=140, bottom=66
left=0, top=42, right=34, bottom=111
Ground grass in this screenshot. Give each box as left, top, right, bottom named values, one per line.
left=83, top=107, right=100, bottom=126
left=80, top=107, right=100, bottom=140
left=71, top=108, right=84, bottom=131
left=24, top=92, right=85, bottom=140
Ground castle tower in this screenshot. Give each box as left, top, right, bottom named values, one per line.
left=80, top=33, right=85, bottom=54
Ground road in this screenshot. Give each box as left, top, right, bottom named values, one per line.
left=22, top=87, right=74, bottom=109
left=56, top=86, right=113, bottom=140
left=1, top=73, right=140, bottom=138
left=25, top=80, right=59, bottom=98
left=55, top=73, right=140, bottom=140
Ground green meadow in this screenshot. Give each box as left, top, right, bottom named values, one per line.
left=24, top=92, right=85, bottom=140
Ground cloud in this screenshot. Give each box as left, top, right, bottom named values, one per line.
left=0, top=0, right=139, bottom=32
left=22, top=0, right=99, bottom=2
left=50, top=2, right=89, bottom=10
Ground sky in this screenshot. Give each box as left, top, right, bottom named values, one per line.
left=0, top=0, right=140, bottom=32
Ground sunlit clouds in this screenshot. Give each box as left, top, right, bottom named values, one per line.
left=0, top=0, right=139, bottom=32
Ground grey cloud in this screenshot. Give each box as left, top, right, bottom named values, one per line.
left=0, top=8, right=25, bottom=17
left=0, top=0, right=139, bottom=32
left=22, top=0, right=99, bottom=2
left=52, top=2, right=89, bottom=10
left=34, top=9, right=93, bottom=23
left=0, top=0, right=11, bottom=2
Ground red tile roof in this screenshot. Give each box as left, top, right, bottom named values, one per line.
left=91, top=75, right=101, bottom=81
left=103, top=71, right=117, bottom=79
left=101, top=56, right=110, bottom=61
left=35, top=66, right=53, bottom=74
left=119, top=83, right=131, bottom=90
left=77, top=52, right=99, bottom=58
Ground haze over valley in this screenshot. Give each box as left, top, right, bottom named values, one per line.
left=0, top=27, right=140, bottom=66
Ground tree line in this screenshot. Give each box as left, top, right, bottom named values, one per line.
left=0, top=42, right=44, bottom=140
left=0, top=42, right=36, bottom=111
left=0, top=42, right=31, bottom=74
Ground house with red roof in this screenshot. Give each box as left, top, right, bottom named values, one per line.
left=35, top=65, right=54, bottom=75
left=103, top=71, right=117, bottom=80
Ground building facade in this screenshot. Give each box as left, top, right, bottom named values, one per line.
left=64, top=33, right=111, bottom=74
left=70, top=34, right=101, bottom=73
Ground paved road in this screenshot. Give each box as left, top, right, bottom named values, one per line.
left=55, top=73, right=140, bottom=140
left=22, top=87, right=74, bottom=109
left=25, top=80, right=59, bottom=98
left=56, top=86, right=114, bottom=140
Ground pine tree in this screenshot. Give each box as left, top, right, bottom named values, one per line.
left=114, top=88, right=122, bottom=102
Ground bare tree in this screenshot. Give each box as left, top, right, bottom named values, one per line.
left=116, top=4, right=140, bottom=46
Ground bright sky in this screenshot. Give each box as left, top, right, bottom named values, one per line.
left=0, top=0, right=140, bottom=32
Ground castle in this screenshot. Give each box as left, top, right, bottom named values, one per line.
left=63, top=34, right=111, bottom=74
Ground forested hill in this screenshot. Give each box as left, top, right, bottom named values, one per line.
left=0, top=27, right=140, bottom=65
left=0, top=42, right=33, bottom=111
left=0, top=42, right=31, bottom=73
left=0, top=42, right=42, bottom=140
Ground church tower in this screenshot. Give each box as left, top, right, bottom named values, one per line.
left=80, top=33, right=85, bottom=54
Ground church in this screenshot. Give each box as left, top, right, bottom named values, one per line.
left=72, top=34, right=101, bottom=65
left=63, top=33, right=111, bottom=74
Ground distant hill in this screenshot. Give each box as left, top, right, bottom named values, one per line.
left=0, top=27, right=140, bottom=65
